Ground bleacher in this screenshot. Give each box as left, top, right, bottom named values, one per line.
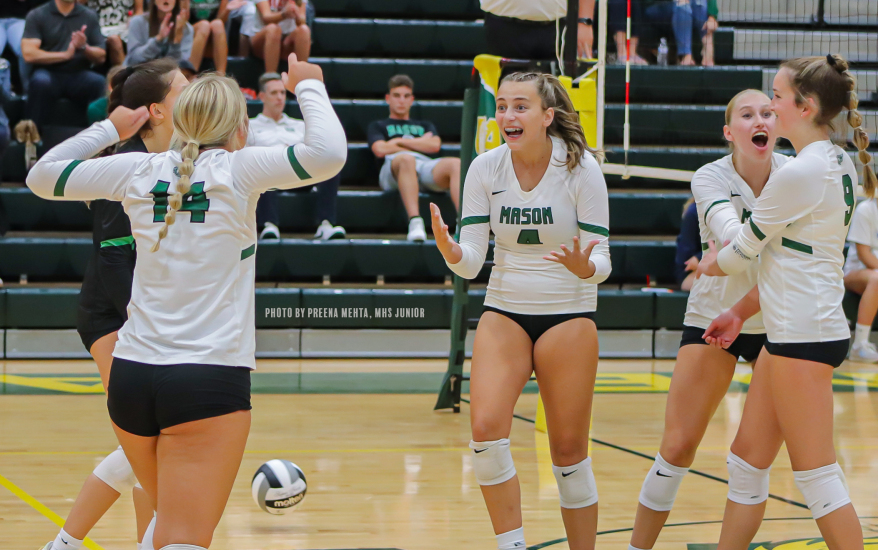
left=0, top=0, right=876, bottom=359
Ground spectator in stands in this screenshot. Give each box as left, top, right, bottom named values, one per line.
left=249, top=72, right=346, bottom=240
left=0, top=0, right=41, bottom=95
left=608, top=0, right=647, bottom=64
left=481, top=0, right=595, bottom=60
left=674, top=197, right=701, bottom=290
left=125, top=0, right=193, bottom=65
left=241, top=0, right=312, bottom=73
left=80, top=0, right=143, bottom=67
left=22, top=0, right=107, bottom=128
left=188, top=0, right=235, bottom=73
left=0, top=63, right=11, bottom=165
left=368, top=74, right=460, bottom=243
left=86, top=63, right=124, bottom=123
left=644, top=0, right=718, bottom=66
left=178, top=57, right=198, bottom=80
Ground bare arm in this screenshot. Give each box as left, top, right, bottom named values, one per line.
left=83, top=44, right=106, bottom=64
left=397, top=133, right=442, bottom=155
left=856, top=243, right=878, bottom=270
left=370, top=138, right=408, bottom=158
left=133, top=0, right=144, bottom=15
left=217, top=0, right=231, bottom=23
left=255, top=0, right=289, bottom=25
left=21, top=38, right=74, bottom=65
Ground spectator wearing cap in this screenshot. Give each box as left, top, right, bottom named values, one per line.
left=248, top=72, right=346, bottom=240
left=22, top=0, right=107, bottom=128
left=481, top=0, right=595, bottom=60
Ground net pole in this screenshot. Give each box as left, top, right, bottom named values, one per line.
left=564, top=0, right=579, bottom=77
left=596, top=0, right=608, bottom=151
left=623, top=0, right=631, bottom=177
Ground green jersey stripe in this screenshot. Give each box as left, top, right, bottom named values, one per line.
left=100, top=235, right=135, bottom=249
left=704, top=199, right=729, bottom=219
left=578, top=222, right=609, bottom=237
left=781, top=237, right=813, bottom=255
left=54, top=160, right=84, bottom=197
left=461, top=215, right=490, bottom=226
left=287, top=146, right=311, bottom=180
left=241, top=244, right=256, bottom=260
left=749, top=219, right=766, bottom=241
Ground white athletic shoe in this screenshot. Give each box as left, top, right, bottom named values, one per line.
left=314, top=219, right=346, bottom=240
left=38, top=543, right=53, bottom=550
left=849, top=341, right=878, bottom=363
left=407, top=217, right=427, bottom=242
left=259, top=222, right=280, bottom=240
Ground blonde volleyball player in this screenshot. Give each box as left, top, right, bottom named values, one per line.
left=842, top=199, right=878, bottom=363
left=42, top=59, right=189, bottom=550
left=699, top=54, right=876, bottom=549
left=27, top=53, right=346, bottom=550
left=628, top=89, right=790, bottom=550
left=431, top=72, right=611, bottom=550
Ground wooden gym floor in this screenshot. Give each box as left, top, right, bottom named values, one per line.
left=1, top=358, right=878, bottom=550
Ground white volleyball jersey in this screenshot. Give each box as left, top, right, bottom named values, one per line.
left=843, top=198, right=878, bottom=275
left=26, top=80, right=346, bottom=369
left=716, top=141, right=858, bottom=343
left=685, top=153, right=790, bottom=333
left=447, top=138, right=611, bottom=314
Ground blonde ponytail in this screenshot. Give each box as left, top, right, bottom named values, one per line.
left=847, top=91, right=876, bottom=198
left=151, top=73, right=249, bottom=252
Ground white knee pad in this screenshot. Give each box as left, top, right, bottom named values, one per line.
left=141, top=516, right=156, bottom=550
left=470, top=439, right=516, bottom=486
left=726, top=452, right=770, bottom=505
left=93, top=446, right=138, bottom=493
left=794, top=462, right=851, bottom=520
left=552, top=457, right=598, bottom=509
left=638, top=452, right=689, bottom=512
left=159, top=546, right=206, bottom=550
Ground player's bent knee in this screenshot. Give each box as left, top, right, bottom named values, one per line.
left=727, top=452, right=770, bottom=505
left=794, top=462, right=850, bottom=519
left=552, top=456, right=598, bottom=509
left=470, top=439, right=516, bottom=486
left=93, top=446, right=138, bottom=493
left=210, top=19, right=226, bottom=33
left=638, top=452, right=689, bottom=511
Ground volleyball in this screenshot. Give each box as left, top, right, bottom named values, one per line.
left=251, top=459, right=308, bottom=514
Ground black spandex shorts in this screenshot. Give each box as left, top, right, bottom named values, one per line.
left=680, top=325, right=767, bottom=363
left=764, top=339, right=851, bottom=369
left=107, top=358, right=252, bottom=437
left=77, top=247, right=135, bottom=351
left=483, top=306, right=595, bottom=344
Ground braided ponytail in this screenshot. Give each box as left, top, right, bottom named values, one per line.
left=152, top=140, right=198, bottom=252
left=782, top=54, right=876, bottom=197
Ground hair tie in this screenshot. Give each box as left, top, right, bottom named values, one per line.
left=826, top=54, right=836, bottom=66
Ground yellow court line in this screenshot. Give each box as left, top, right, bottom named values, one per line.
left=0, top=472, right=104, bottom=550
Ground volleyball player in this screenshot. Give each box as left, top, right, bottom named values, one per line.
left=27, top=53, right=346, bottom=550
left=842, top=198, right=878, bottom=363
left=628, top=89, right=790, bottom=550
left=41, top=58, right=188, bottom=550
left=698, top=54, right=876, bottom=549
left=431, top=72, right=610, bottom=550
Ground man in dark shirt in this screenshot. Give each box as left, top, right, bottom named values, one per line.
left=367, top=74, right=460, bottom=242
left=22, top=0, right=106, bottom=128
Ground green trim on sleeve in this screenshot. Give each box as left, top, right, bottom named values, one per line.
left=241, top=244, right=256, bottom=260
left=701, top=242, right=709, bottom=251
left=461, top=215, right=490, bottom=226
left=749, top=219, right=766, bottom=241
left=781, top=237, right=813, bottom=255
left=704, top=199, right=729, bottom=219
left=708, top=0, right=718, bottom=18
left=286, top=146, right=311, bottom=180
left=54, top=160, right=84, bottom=197
left=578, top=222, right=609, bottom=237
left=100, top=235, right=135, bottom=249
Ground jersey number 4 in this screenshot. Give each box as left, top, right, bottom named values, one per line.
left=151, top=180, right=210, bottom=223
left=842, top=174, right=854, bottom=227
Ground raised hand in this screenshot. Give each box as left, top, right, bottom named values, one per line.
left=71, top=26, right=88, bottom=50
left=109, top=106, right=150, bottom=141
left=157, top=12, right=173, bottom=41
left=174, top=8, right=189, bottom=42
left=281, top=53, right=324, bottom=92
left=544, top=236, right=599, bottom=279
left=703, top=309, right=743, bottom=350
left=430, top=202, right=462, bottom=264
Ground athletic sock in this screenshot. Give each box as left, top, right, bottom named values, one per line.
left=855, top=323, right=871, bottom=345
left=137, top=545, right=142, bottom=550
left=53, top=529, right=83, bottom=550
left=496, top=527, right=525, bottom=550
left=629, top=545, right=649, bottom=550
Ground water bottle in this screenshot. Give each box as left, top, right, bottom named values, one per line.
left=658, top=38, right=669, bottom=66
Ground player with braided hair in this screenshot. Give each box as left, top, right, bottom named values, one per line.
left=699, top=53, right=869, bottom=549
left=27, top=53, right=345, bottom=550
